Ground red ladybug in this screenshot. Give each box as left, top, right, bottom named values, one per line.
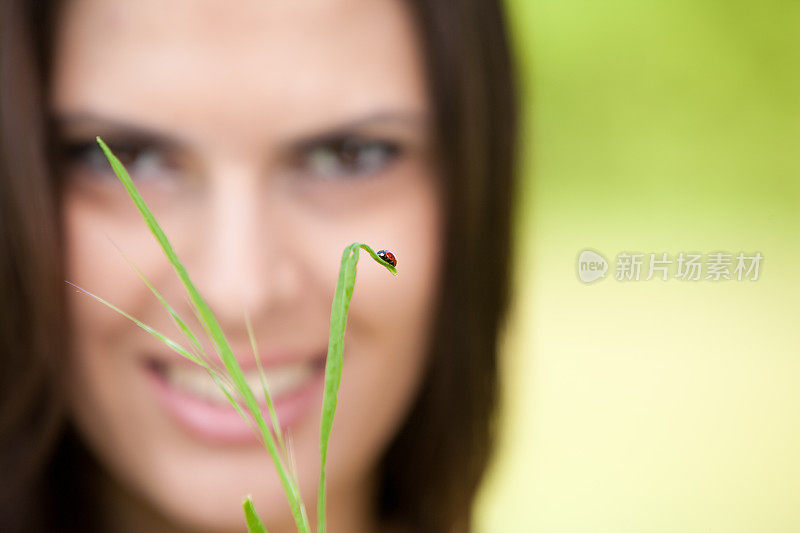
left=377, top=249, right=397, bottom=268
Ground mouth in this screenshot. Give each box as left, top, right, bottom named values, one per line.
left=145, top=352, right=327, bottom=444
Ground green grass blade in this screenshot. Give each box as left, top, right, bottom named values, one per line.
left=243, top=496, right=269, bottom=533
left=96, top=137, right=309, bottom=532
left=244, top=308, right=286, bottom=456
left=64, top=280, right=255, bottom=432
left=316, top=242, right=396, bottom=533
left=65, top=280, right=203, bottom=366
left=105, top=237, right=233, bottom=385
left=285, top=432, right=301, bottom=495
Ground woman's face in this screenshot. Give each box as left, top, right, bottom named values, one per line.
left=52, top=0, right=442, bottom=530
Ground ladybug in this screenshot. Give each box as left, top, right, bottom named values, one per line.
left=377, top=249, right=397, bottom=268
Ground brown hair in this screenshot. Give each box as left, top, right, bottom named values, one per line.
left=0, top=1, right=67, bottom=531
left=0, top=0, right=518, bottom=531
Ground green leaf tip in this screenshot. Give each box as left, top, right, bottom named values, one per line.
left=243, top=496, right=268, bottom=533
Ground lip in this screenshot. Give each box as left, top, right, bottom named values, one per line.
left=145, top=353, right=326, bottom=445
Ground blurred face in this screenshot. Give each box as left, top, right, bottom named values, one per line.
left=51, top=0, right=442, bottom=531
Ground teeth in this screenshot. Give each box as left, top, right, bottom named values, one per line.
left=163, top=362, right=316, bottom=406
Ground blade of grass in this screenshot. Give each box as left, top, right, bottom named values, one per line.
left=244, top=308, right=286, bottom=456
left=285, top=431, right=302, bottom=507
left=96, top=137, right=309, bottom=532
left=243, top=496, right=268, bottom=533
left=65, top=280, right=203, bottom=366
left=65, top=280, right=257, bottom=436
left=316, top=242, right=396, bottom=533
left=105, top=235, right=232, bottom=387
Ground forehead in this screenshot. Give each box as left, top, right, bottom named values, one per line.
left=50, top=0, right=429, bottom=146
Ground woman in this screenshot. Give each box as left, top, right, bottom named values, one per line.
left=0, top=0, right=517, bottom=531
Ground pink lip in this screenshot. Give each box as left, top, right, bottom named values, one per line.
left=145, top=356, right=326, bottom=445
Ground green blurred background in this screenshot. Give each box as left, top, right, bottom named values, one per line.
left=475, top=2, right=800, bottom=531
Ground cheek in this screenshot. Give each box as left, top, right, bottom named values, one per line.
left=61, top=188, right=186, bottom=494
left=62, top=187, right=158, bottom=391
left=62, top=192, right=142, bottom=464
left=347, top=171, right=443, bottom=368
left=63, top=190, right=136, bottom=392
left=363, top=172, right=444, bottom=343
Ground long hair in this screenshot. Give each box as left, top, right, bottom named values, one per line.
left=379, top=1, right=518, bottom=531
left=0, top=1, right=518, bottom=531
left=0, top=0, right=66, bottom=531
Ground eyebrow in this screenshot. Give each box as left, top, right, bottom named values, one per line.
left=279, top=110, right=431, bottom=154
left=50, top=109, right=430, bottom=149
left=50, top=111, right=186, bottom=150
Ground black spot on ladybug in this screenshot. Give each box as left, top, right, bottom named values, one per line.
left=377, top=249, right=397, bottom=268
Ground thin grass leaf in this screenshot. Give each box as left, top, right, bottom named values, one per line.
left=96, top=137, right=310, bottom=532
left=286, top=431, right=301, bottom=497
left=105, top=236, right=232, bottom=386
left=244, top=309, right=286, bottom=456
left=243, top=496, right=268, bottom=533
left=65, top=280, right=204, bottom=366
left=185, top=296, right=260, bottom=432
left=316, top=242, right=396, bottom=533
left=64, top=280, right=254, bottom=431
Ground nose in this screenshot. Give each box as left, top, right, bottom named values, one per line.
left=188, top=160, right=297, bottom=331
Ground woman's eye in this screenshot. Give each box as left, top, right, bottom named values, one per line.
left=301, top=138, right=401, bottom=179
left=60, top=140, right=176, bottom=182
